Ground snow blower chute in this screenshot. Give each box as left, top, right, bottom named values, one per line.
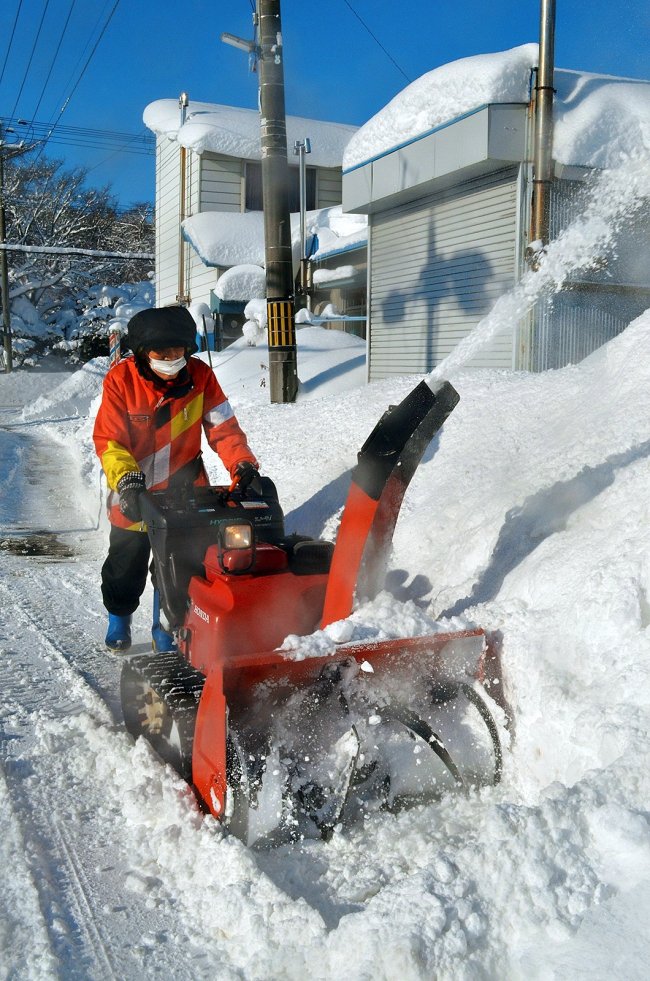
left=120, top=378, right=503, bottom=845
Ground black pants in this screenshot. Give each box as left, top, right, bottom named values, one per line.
left=101, top=526, right=154, bottom=616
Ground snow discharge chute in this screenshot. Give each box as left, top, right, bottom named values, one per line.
left=120, top=379, right=505, bottom=846
left=321, top=378, right=459, bottom=625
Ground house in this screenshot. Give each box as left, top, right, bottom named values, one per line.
left=143, top=97, right=357, bottom=344
left=342, top=44, right=650, bottom=379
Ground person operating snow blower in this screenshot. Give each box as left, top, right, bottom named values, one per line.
left=93, top=305, right=260, bottom=653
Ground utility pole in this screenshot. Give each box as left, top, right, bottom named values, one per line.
left=257, top=0, right=298, bottom=403
left=0, top=138, right=15, bottom=373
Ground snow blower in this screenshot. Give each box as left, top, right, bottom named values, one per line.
left=120, top=378, right=504, bottom=845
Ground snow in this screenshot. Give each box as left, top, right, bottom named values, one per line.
left=2, top=152, right=650, bottom=979
left=182, top=205, right=367, bottom=270
left=313, top=265, right=357, bottom=286
left=307, top=206, right=368, bottom=261
left=553, top=70, right=650, bottom=169
left=183, top=211, right=267, bottom=268
left=144, top=99, right=357, bottom=169
left=214, top=264, right=266, bottom=302
left=343, top=43, right=650, bottom=172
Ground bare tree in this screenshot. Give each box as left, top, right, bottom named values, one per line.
left=4, top=151, right=154, bottom=318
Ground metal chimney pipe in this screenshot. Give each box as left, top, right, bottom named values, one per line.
left=294, top=137, right=311, bottom=307
left=531, top=0, right=556, bottom=250
left=179, top=91, right=189, bottom=127
left=177, top=92, right=190, bottom=305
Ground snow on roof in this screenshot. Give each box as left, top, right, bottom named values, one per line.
left=343, top=44, right=537, bottom=171
left=214, top=264, right=265, bottom=302
left=308, top=206, right=367, bottom=261
left=183, top=206, right=367, bottom=268
left=182, top=212, right=266, bottom=267
left=144, top=99, right=357, bottom=168
left=343, top=43, right=650, bottom=172
left=553, top=69, right=650, bottom=169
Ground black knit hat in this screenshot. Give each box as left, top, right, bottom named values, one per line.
left=126, top=306, right=198, bottom=355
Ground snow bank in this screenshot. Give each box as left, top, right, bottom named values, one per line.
left=144, top=99, right=357, bottom=168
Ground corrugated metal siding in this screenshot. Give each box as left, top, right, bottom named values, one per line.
left=530, top=181, right=650, bottom=370
left=369, top=168, right=518, bottom=379
left=531, top=287, right=650, bottom=370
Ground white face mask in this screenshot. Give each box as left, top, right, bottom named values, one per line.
left=149, top=354, right=186, bottom=377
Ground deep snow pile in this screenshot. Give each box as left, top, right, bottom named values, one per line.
left=2, top=296, right=650, bottom=977
left=343, top=43, right=650, bottom=171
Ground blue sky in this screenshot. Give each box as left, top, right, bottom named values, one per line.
left=0, top=0, right=648, bottom=207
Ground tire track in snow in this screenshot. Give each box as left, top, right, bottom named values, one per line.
left=0, top=766, right=58, bottom=980
left=0, top=565, right=198, bottom=980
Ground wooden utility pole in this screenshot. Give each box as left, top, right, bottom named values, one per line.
left=0, top=144, right=13, bottom=373
left=257, top=0, right=298, bottom=403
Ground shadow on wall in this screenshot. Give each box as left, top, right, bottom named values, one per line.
left=438, top=438, right=650, bottom=619
left=380, top=220, right=495, bottom=369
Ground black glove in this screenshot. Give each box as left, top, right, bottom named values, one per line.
left=117, top=471, right=146, bottom=521
left=234, top=461, right=262, bottom=495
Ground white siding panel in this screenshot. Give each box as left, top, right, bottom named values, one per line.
left=369, top=168, right=518, bottom=379
left=316, top=168, right=342, bottom=208
left=155, top=137, right=182, bottom=306
left=187, top=251, right=218, bottom=304
left=200, top=153, right=243, bottom=213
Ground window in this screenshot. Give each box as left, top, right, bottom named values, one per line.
left=245, top=162, right=316, bottom=212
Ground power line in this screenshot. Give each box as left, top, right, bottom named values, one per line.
left=34, top=0, right=123, bottom=161
left=8, top=0, right=52, bottom=122
left=45, top=0, right=115, bottom=125
left=1, top=117, right=154, bottom=156
left=341, top=0, right=412, bottom=83
left=0, top=0, right=24, bottom=89
left=30, top=0, right=79, bottom=122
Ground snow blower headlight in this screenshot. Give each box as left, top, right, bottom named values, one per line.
left=219, top=520, right=254, bottom=573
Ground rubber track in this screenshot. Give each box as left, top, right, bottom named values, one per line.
left=120, top=652, right=206, bottom=781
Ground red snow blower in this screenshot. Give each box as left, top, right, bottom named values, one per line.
left=120, top=379, right=503, bottom=845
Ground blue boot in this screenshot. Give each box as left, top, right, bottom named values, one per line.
left=105, top=613, right=132, bottom=653
left=152, top=589, right=176, bottom=653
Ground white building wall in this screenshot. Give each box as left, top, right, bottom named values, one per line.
left=155, top=136, right=182, bottom=307
left=155, top=145, right=347, bottom=310
left=316, top=169, right=343, bottom=208
left=200, top=154, right=243, bottom=212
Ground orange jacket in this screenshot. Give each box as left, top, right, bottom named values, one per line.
left=93, top=355, right=257, bottom=530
